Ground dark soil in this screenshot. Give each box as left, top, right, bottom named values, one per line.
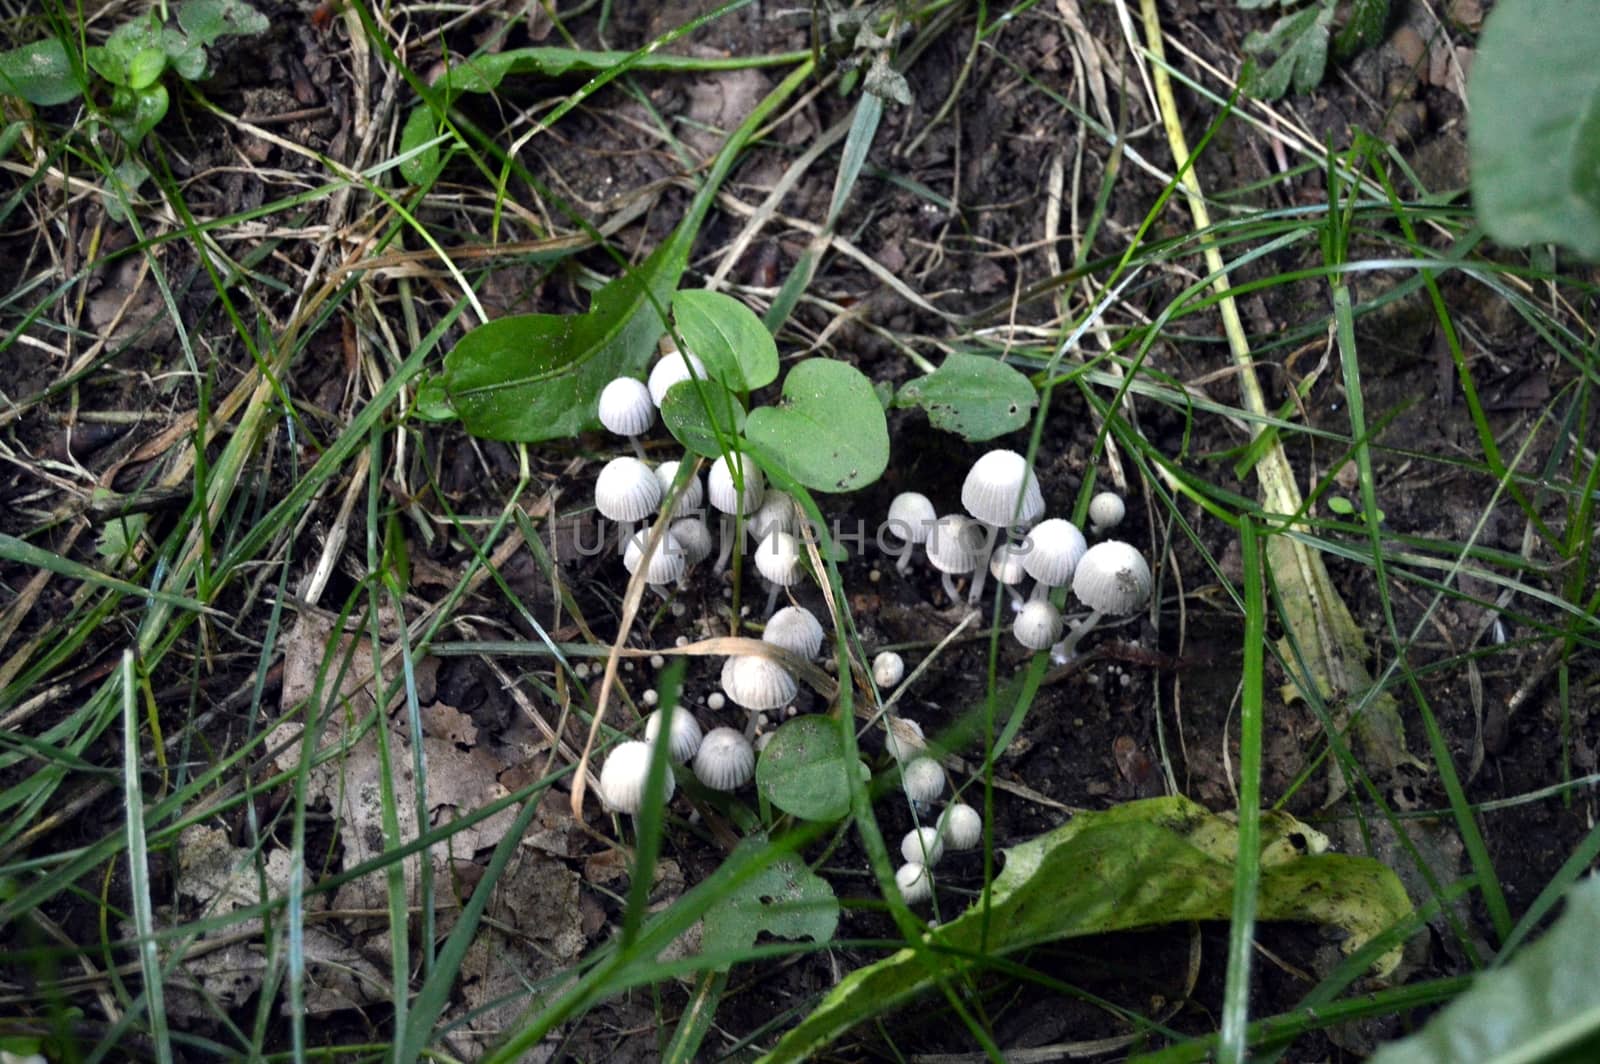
left=1, top=0, right=1595, bottom=1059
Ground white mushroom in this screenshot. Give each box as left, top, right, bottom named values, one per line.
left=872, top=651, right=905, bottom=689
left=720, top=654, right=798, bottom=713
left=1054, top=540, right=1152, bottom=662
left=764, top=605, right=825, bottom=659
left=901, top=826, right=945, bottom=867
left=598, top=739, right=675, bottom=815
left=623, top=528, right=687, bottom=599
left=885, top=492, right=937, bottom=574
left=902, top=756, right=946, bottom=806
left=895, top=862, right=933, bottom=904
left=647, top=348, right=708, bottom=406
left=598, top=377, right=655, bottom=459
left=884, top=717, right=926, bottom=762
left=644, top=705, right=704, bottom=763
left=924, top=514, right=985, bottom=604
left=960, top=449, right=1045, bottom=603
left=748, top=490, right=798, bottom=544
left=988, top=541, right=1030, bottom=611
left=707, top=452, right=765, bottom=572
left=655, top=460, right=705, bottom=520
left=1021, top=518, right=1087, bottom=600
left=693, top=727, right=756, bottom=791
left=1088, top=490, right=1126, bottom=534
left=669, top=517, right=714, bottom=570
left=595, top=458, right=663, bottom=541
left=939, top=802, right=983, bottom=850
left=1013, top=599, right=1063, bottom=651
left=754, top=530, right=805, bottom=615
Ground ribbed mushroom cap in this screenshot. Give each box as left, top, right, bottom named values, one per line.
left=693, top=727, right=756, bottom=791
left=655, top=460, right=704, bottom=519
left=669, top=517, right=713, bottom=566
left=707, top=453, right=765, bottom=515
left=886, top=492, right=938, bottom=544
left=884, top=717, right=926, bottom=762
left=1013, top=600, right=1064, bottom=650
left=764, top=605, right=824, bottom=658
left=755, top=531, right=804, bottom=586
left=1088, top=491, right=1126, bottom=532
left=623, top=529, right=687, bottom=585
left=961, top=449, right=1045, bottom=529
left=902, top=756, right=946, bottom=803
left=647, top=349, right=708, bottom=406
left=1072, top=540, right=1152, bottom=615
left=939, top=802, right=983, bottom=850
left=924, top=514, right=985, bottom=574
left=895, top=862, right=933, bottom=903
left=598, top=739, right=675, bottom=814
left=1021, top=518, right=1088, bottom=586
left=901, top=826, right=945, bottom=867
left=989, top=541, right=1029, bottom=586
left=598, top=377, right=656, bottom=437
left=720, top=654, right=797, bottom=710
left=872, top=651, right=905, bottom=688
left=644, top=706, right=704, bottom=763
left=595, top=457, right=662, bottom=522
left=748, top=490, right=798, bottom=543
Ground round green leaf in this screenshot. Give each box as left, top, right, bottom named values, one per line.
left=0, top=39, right=81, bottom=106
left=660, top=377, right=746, bottom=458
left=672, top=288, right=778, bottom=392
left=127, top=47, right=166, bottom=91
left=756, top=716, right=854, bottom=822
left=895, top=353, right=1038, bottom=441
left=744, top=359, right=888, bottom=493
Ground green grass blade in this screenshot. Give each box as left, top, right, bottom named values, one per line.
left=121, top=650, right=171, bottom=1064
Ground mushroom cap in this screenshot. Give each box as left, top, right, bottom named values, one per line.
left=961, top=449, right=1045, bottom=529
left=655, top=460, right=704, bottom=519
left=895, top=861, right=933, bottom=903
left=598, top=739, right=675, bottom=814
left=595, top=457, right=662, bottom=522
left=902, top=756, right=946, bottom=803
left=748, top=490, right=798, bottom=543
left=647, top=349, right=708, bottom=406
left=872, top=651, right=905, bottom=688
left=764, top=605, right=824, bottom=659
left=755, top=530, right=804, bottom=587
left=707, top=453, right=765, bottom=515
left=598, top=377, right=656, bottom=437
left=924, top=514, right=986, bottom=574
left=624, top=529, right=687, bottom=585
left=1088, top=490, right=1126, bottom=531
left=901, top=826, right=946, bottom=867
left=939, top=803, right=983, bottom=850
left=989, top=541, right=1029, bottom=585
left=668, top=517, right=714, bottom=565
left=644, top=706, right=704, bottom=763
left=693, top=727, right=756, bottom=791
left=884, top=716, right=926, bottom=762
left=720, top=654, right=798, bottom=710
left=1072, top=540, right=1152, bottom=615
left=1021, top=518, right=1088, bottom=586
left=886, top=492, right=938, bottom=545
left=1013, top=600, right=1064, bottom=650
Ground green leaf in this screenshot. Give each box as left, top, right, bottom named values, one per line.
left=410, top=374, right=457, bottom=422
left=1241, top=2, right=1334, bottom=100
left=178, top=0, right=270, bottom=47
left=127, top=47, right=167, bottom=91
left=660, top=378, right=747, bottom=458
left=0, top=38, right=81, bottom=106
left=758, top=795, right=1414, bottom=1063
left=162, top=28, right=206, bottom=81
left=1469, top=0, right=1600, bottom=259
left=108, top=84, right=169, bottom=145
left=1335, top=0, right=1390, bottom=58
left=755, top=717, right=856, bottom=822
left=442, top=236, right=685, bottom=441
left=672, top=289, right=778, bottom=392
left=1367, top=877, right=1600, bottom=1064
left=744, top=359, right=888, bottom=493
left=701, top=837, right=838, bottom=970
left=894, top=353, right=1038, bottom=441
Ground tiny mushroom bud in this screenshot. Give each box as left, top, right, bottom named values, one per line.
left=764, top=605, right=825, bottom=659
left=902, top=756, right=946, bottom=805
left=886, top=492, right=938, bottom=574
left=598, top=377, right=655, bottom=459
left=1054, top=540, right=1153, bottom=662
left=901, top=826, right=946, bottom=867
left=1013, top=599, right=1064, bottom=651
left=872, top=651, right=905, bottom=689
left=644, top=706, right=704, bottom=763
left=925, top=514, right=984, bottom=604
left=939, top=802, right=983, bottom=850
left=720, top=654, right=798, bottom=711
left=598, top=739, right=675, bottom=814
left=961, top=449, right=1045, bottom=604
left=596, top=457, right=662, bottom=524
left=1088, top=490, right=1126, bottom=534
left=884, top=716, right=926, bottom=762
left=895, top=862, right=933, bottom=904
left=647, top=348, right=708, bottom=406
left=693, top=726, right=756, bottom=791
left=655, top=460, right=705, bottom=519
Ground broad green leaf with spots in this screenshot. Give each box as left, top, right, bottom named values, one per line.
left=744, top=359, right=888, bottom=492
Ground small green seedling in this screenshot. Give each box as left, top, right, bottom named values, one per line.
left=1236, top=0, right=1389, bottom=99
left=1326, top=494, right=1385, bottom=524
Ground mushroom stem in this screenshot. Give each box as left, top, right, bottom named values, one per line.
left=894, top=548, right=914, bottom=575
left=1006, top=587, right=1028, bottom=612
left=764, top=580, right=782, bottom=618
left=629, top=437, right=648, bottom=462
left=940, top=570, right=961, bottom=605
left=965, top=525, right=998, bottom=604
left=713, top=515, right=737, bottom=573
left=1050, top=608, right=1104, bottom=664
left=1028, top=580, right=1052, bottom=602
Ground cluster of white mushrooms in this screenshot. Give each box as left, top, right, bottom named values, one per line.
left=884, top=449, right=1152, bottom=664
left=876, top=709, right=986, bottom=905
